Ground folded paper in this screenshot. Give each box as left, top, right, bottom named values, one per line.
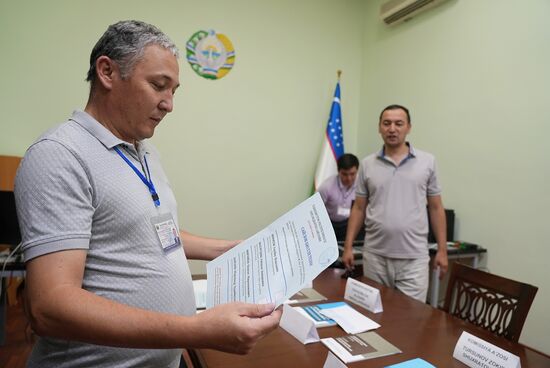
left=280, top=304, right=320, bottom=344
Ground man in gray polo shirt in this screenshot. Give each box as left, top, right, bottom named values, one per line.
left=15, top=20, right=281, bottom=368
left=342, top=105, right=448, bottom=302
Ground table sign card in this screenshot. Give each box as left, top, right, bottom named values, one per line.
left=317, top=302, right=380, bottom=334
left=323, top=351, right=348, bottom=368
left=344, top=277, right=383, bottom=313
left=280, top=304, right=320, bottom=344
left=453, top=331, right=521, bottom=368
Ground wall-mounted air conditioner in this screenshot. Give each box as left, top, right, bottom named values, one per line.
left=380, top=0, right=450, bottom=25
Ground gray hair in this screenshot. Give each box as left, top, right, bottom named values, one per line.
left=86, top=20, right=179, bottom=85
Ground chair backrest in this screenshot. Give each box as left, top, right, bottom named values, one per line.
left=442, top=262, right=538, bottom=342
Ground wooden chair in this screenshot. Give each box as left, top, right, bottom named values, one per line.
left=442, top=262, right=538, bottom=342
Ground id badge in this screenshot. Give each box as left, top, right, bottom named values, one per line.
left=337, top=206, right=350, bottom=217
left=151, top=212, right=181, bottom=253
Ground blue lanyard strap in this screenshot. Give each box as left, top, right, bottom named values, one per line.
left=114, top=146, right=160, bottom=207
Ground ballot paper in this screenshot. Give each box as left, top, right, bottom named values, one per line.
left=206, top=193, right=338, bottom=308
left=295, top=304, right=337, bottom=328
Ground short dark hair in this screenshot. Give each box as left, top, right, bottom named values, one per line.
left=379, top=104, right=411, bottom=124
left=337, top=153, right=359, bottom=171
left=86, top=20, right=179, bottom=87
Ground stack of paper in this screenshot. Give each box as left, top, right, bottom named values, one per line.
left=295, top=304, right=337, bottom=328
left=322, top=331, right=401, bottom=363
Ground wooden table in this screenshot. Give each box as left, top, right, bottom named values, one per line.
left=194, top=268, right=549, bottom=367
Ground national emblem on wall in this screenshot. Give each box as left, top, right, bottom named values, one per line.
left=186, top=29, right=235, bottom=80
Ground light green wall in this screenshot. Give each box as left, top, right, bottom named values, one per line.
left=2, top=0, right=548, bottom=356
left=360, top=0, right=550, bottom=353
left=0, top=0, right=365, bottom=239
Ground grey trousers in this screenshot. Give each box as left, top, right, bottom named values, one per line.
left=362, top=251, right=430, bottom=302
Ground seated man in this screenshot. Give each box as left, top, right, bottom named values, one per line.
left=318, top=153, right=365, bottom=242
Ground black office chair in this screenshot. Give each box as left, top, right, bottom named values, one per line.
left=442, top=262, right=538, bottom=342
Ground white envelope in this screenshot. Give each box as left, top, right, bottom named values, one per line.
left=318, top=302, right=380, bottom=334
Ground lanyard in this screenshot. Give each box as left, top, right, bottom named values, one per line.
left=338, top=179, right=354, bottom=201
left=113, top=146, right=160, bottom=207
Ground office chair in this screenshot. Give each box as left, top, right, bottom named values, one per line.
left=442, top=262, right=537, bottom=342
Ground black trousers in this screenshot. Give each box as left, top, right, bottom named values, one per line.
left=332, top=219, right=365, bottom=242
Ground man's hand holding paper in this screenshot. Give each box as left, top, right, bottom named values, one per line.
left=191, top=302, right=282, bottom=354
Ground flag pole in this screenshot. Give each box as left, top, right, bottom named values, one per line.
left=337, top=70, right=341, bottom=81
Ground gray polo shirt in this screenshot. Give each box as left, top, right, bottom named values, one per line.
left=356, top=144, right=441, bottom=259
left=15, top=110, right=194, bottom=368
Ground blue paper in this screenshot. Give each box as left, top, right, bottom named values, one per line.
left=385, top=358, right=436, bottom=368
left=316, top=301, right=347, bottom=309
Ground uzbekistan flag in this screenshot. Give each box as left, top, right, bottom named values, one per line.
left=314, top=82, right=344, bottom=190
